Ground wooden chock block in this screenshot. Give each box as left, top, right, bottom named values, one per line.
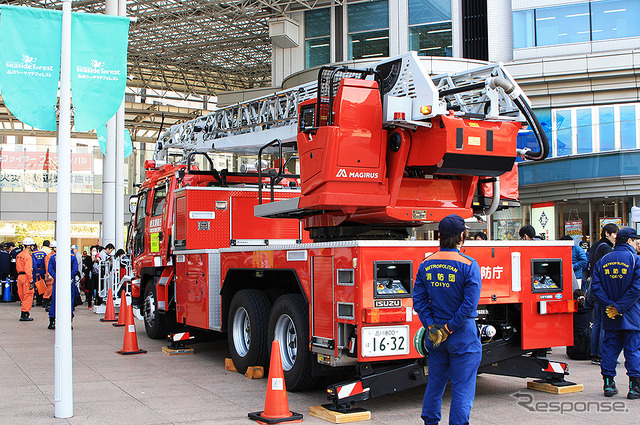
left=224, top=358, right=237, bottom=372
left=309, top=405, right=371, bottom=424
left=162, top=346, right=195, bottom=355
left=244, top=366, right=264, bottom=379
left=527, top=380, right=584, bottom=394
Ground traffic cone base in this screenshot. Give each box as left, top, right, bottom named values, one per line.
left=247, top=412, right=302, bottom=424
left=248, top=340, right=303, bottom=424
left=117, top=348, right=147, bottom=355
left=101, top=287, right=117, bottom=322
left=116, top=304, right=146, bottom=355
left=113, top=290, right=127, bottom=327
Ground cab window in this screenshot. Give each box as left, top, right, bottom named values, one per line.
left=151, top=184, right=167, bottom=217
left=133, top=191, right=147, bottom=257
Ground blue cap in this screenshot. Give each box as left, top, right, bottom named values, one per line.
left=617, top=227, right=638, bottom=242
left=439, top=214, right=468, bottom=237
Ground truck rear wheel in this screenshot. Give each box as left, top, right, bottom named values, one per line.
left=228, top=289, right=271, bottom=373
left=143, top=283, right=166, bottom=339
left=268, top=294, right=317, bottom=391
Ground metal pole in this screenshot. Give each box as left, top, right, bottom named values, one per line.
left=114, top=0, right=126, bottom=251
left=103, top=0, right=117, bottom=247
left=55, top=0, right=73, bottom=418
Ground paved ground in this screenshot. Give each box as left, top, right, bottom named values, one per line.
left=1, top=301, right=640, bottom=424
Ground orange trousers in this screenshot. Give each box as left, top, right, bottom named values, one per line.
left=17, top=274, right=34, bottom=312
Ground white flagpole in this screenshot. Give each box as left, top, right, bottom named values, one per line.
left=55, top=0, right=73, bottom=418
left=115, top=0, right=126, bottom=253
left=103, top=0, right=117, bottom=248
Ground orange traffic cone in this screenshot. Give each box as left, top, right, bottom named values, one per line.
left=116, top=303, right=147, bottom=355
left=248, top=340, right=303, bottom=424
left=100, top=287, right=117, bottom=322
left=113, top=290, right=127, bottom=327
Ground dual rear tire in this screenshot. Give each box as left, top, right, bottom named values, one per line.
left=227, top=290, right=317, bottom=390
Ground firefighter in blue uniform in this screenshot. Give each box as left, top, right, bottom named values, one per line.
left=413, top=214, right=482, bottom=425
left=47, top=248, right=79, bottom=330
left=32, top=244, right=47, bottom=306
left=591, top=227, right=640, bottom=399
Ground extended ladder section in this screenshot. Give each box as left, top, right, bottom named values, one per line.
left=153, top=52, right=538, bottom=163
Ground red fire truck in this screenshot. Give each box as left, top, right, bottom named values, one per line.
left=128, top=52, right=575, bottom=410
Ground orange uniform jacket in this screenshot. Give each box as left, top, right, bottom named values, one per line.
left=16, top=249, right=33, bottom=282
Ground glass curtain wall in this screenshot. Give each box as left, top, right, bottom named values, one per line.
left=408, top=0, right=452, bottom=56
left=514, top=0, right=640, bottom=48
left=305, top=8, right=331, bottom=68
left=348, top=0, right=389, bottom=60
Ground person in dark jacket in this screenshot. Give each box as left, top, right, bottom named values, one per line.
left=47, top=249, right=79, bottom=330
left=566, top=289, right=592, bottom=360
left=587, top=223, right=619, bottom=365
left=591, top=227, right=640, bottom=399
left=32, top=245, right=47, bottom=306
left=0, top=243, right=11, bottom=283
left=413, top=215, right=482, bottom=425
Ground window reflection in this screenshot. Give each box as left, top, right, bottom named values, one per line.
left=348, top=1, right=389, bottom=60
left=514, top=1, right=640, bottom=48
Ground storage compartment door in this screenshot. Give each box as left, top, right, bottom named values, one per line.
left=312, top=256, right=334, bottom=346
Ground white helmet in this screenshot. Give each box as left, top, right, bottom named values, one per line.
left=23, top=237, right=36, bottom=246
left=51, top=240, right=57, bottom=248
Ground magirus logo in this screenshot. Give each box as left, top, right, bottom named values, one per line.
left=335, top=168, right=379, bottom=179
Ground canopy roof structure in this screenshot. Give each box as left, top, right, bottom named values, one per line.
left=0, top=0, right=336, bottom=141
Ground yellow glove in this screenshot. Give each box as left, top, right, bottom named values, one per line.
left=428, top=324, right=452, bottom=348
left=606, top=305, right=621, bottom=319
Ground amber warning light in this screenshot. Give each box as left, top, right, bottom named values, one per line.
left=363, top=307, right=407, bottom=323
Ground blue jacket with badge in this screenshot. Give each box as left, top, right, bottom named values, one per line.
left=32, top=249, right=47, bottom=282
left=591, top=243, right=640, bottom=331
left=413, top=247, right=482, bottom=332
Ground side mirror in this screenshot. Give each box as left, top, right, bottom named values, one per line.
left=129, top=197, right=138, bottom=214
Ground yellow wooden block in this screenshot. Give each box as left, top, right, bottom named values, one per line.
left=224, top=358, right=237, bottom=372
left=527, top=380, right=584, bottom=394
left=309, top=405, right=371, bottom=424
left=244, top=366, right=265, bottom=379
left=161, top=346, right=194, bottom=355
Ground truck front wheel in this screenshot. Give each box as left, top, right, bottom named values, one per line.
left=268, top=294, right=317, bottom=391
left=143, top=283, right=166, bottom=339
left=227, top=289, right=271, bottom=373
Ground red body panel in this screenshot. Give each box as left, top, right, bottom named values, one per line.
left=218, top=241, right=573, bottom=363
left=175, top=253, right=209, bottom=329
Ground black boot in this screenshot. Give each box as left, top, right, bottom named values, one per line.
left=604, top=375, right=619, bottom=397
left=19, top=311, right=33, bottom=322
left=628, top=377, right=640, bottom=399
left=47, top=317, right=55, bottom=330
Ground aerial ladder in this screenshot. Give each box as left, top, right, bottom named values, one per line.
left=152, top=52, right=548, bottom=240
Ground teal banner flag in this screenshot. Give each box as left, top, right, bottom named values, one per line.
left=97, top=124, right=133, bottom=158
left=96, top=125, right=107, bottom=155
left=0, top=5, right=62, bottom=131
left=71, top=12, right=129, bottom=132
left=124, top=129, right=133, bottom=158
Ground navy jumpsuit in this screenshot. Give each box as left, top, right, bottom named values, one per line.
left=48, top=252, right=79, bottom=319
left=413, top=247, right=482, bottom=425
left=591, top=243, right=640, bottom=378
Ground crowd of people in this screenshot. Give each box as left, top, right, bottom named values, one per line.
left=413, top=218, right=640, bottom=424
left=0, top=239, right=119, bottom=330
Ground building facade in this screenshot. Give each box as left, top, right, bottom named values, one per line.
left=264, top=0, right=640, bottom=243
